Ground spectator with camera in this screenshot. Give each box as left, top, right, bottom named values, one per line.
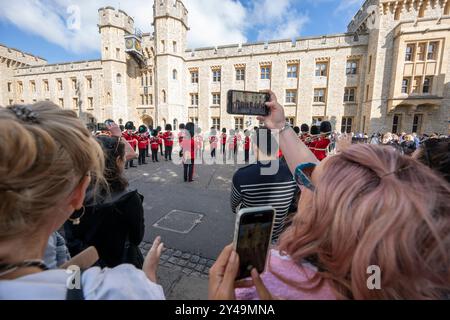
left=210, top=92, right=450, bottom=300
left=0, top=102, right=164, bottom=299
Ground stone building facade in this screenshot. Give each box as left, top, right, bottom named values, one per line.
left=0, top=0, right=449, bottom=134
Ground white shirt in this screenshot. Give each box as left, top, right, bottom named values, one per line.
left=0, top=264, right=165, bottom=300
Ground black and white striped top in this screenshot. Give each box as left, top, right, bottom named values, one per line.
left=231, top=160, right=299, bottom=242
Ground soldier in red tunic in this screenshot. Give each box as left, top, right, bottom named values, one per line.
left=244, top=129, right=251, bottom=164
left=314, top=121, right=332, bottom=161
left=157, top=126, right=164, bottom=156
left=149, top=130, right=160, bottom=162
left=220, top=128, right=227, bottom=159
left=137, top=125, right=149, bottom=165
left=209, top=127, right=218, bottom=159
left=308, top=125, right=320, bottom=156
left=299, top=124, right=311, bottom=144
left=162, top=124, right=174, bottom=161
left=122, top=121, right=137, bottom=169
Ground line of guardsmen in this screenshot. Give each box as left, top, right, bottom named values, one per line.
left=119, top=120, right=332, bottom=168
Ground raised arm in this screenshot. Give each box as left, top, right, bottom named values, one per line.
left=256, top=91, right=318, bottom=174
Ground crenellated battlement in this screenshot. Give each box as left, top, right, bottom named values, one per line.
left=0, top=43, right=47, bottom=68
left=153, top=0, right=188, bottom=29
left=98, top=6, right=134, bottom=34
left=184, top=33, right=369, bottom=60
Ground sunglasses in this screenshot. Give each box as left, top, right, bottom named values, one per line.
left=294, top=162, right=317, bottom=191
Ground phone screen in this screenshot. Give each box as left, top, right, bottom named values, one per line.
left=227, top=90, right=270, bottom=116
left=235, top=208, right=274, bottom=280
left=97, top=123, right=108, bottom=131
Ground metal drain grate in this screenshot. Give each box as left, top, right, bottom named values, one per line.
left=153, top=210, right=203, bottom=234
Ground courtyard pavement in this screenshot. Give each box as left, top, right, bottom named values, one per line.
left=126, top=149, right=248, bottom=299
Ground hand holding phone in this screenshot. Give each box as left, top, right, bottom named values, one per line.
left=227, top=90, right=270, bottom=116
left=233, top=206, right=275, bottom=280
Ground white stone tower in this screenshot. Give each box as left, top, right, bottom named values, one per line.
left=98, top=7, right=135, bottom=122
left=153, top=0, right=189, bottom=128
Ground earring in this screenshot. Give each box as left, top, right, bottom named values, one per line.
left=69, top=206, right=85, bottom=225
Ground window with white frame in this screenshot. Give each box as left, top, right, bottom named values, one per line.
left=285, top=90, right=297, bottom=103
left=314, top=88, right=326, bottom=103
left=315, top=62, right=328, bottom=77
left=234, top=117, right=244, bottom=130
left=191, top=71, right=199, bottom=83
left=212, top=93, right=220, bottom=105
left=236, top=68, right=245, bottom=81
left=341, top=117, right=353, bottom=133
left=344, top=87, right=356, bottom=102
left=287, top=64, right=298, bottom=78
left=191, top=93, right=199, bottom=106
left=346, top=60, right=358, bottom=75
left=212, top=70, right=221, bottom=82
left=260, top=66, right=271, bottom=79
left=212, top=117, right=220, bottom=130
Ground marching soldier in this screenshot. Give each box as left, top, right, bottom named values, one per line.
left=163, top=124, right=174, bottom=161
left=122, top=121, right=137, bottom=169
left=157, top=126, right=164, bottom=156
left=137, top=124, right=149, bottom=165
left=150, top=130, right=160, bottom=162
left=314, top=121, right=332, bottom=161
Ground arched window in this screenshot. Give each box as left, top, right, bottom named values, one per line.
left=116, top=73, right=121, bottom=84
left=162, top=90, right=166, bottom=103
left=162, top=118, right=167, bottom=127
left=173, top=118, right=178, bottom=129
left=172, top=69, right=177, bottom=80
left=394, top=7, right=401, bottom=20
left=445, top=2, right=450, bottom=15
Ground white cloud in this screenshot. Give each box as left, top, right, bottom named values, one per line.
left=249, top=0, right=310, bottom=41
left=185, top=0, right=247, bottom=48
left=0, top=0, right=317, bottom=55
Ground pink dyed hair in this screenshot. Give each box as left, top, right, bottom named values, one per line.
left=276, top=144, right=450, bottom=299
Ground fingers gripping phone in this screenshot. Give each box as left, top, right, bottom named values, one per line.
left=227, top=90, right=270, bottom=116
left=233, top=206, right=275, bottom=280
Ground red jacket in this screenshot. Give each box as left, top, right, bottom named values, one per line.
left=221, top=133, right=227, bottom=144
left=244, top=136, right=250, bottom=150
left=163, top=131, right=174, bottom=147
left=150, top=136, right=160, bottom=150
left=209, top=135, right=218, bottom=149
left=122, top=130, right=137, bottom=150
left=137, top=135, right=149, bottom=150
left=314, top=137, right=330, bottom=161
left=181, top=138, right=195, bottom=161
left=157, top=133, right=164, bottom=145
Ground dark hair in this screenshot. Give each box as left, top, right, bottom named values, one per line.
left=416, top=138, right=450, bottom=184
left=222, top=128, right=227, bottom=133
left=293, top=126, right=300, bottom=134
left=165, top=124, right=172, bottom=131
left=301, top=123, right=309, bottom=133
left=320, top=121, right=332, bottom=133
left=256, top=127, right=278, bottom=157
left=185, top=122, right=195, bottom=139
left=96, top=136, right=128, bottom=193
left=401, top=140, right=416, bottom=156
left=254, top=126, right=258, bottom=131
left=310, top=125, right=320, bottom=135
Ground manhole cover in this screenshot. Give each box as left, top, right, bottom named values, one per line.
left=153, top=210, right=203, bottom=234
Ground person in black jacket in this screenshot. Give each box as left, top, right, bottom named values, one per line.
left=65, top=135, right=145, bottom=268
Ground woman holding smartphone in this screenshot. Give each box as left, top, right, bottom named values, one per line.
left=209, top=92, right=450, bottom=300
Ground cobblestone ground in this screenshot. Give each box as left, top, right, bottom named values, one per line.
left=140, top=240, right=214, bottom=279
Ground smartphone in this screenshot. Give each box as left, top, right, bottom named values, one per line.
left=233, top=206, right=275, bottom=280
left=227, top=90, right=270, bottom=116
left=97, top=123, right=108, bottom=131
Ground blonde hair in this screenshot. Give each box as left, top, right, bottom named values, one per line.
left=0, top=102, right=104, bottom=240
left=277, top=144, right=450, bottom=299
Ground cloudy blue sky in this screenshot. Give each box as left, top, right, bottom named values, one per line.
left=0, top=0, right=364, bottom=63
